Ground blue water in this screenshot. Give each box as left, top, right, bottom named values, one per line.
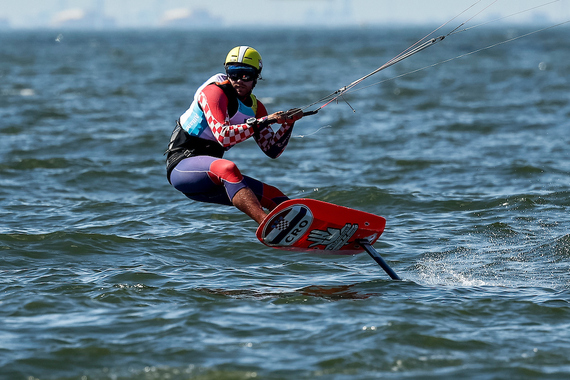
left=1, top=23, right=570, bottom=379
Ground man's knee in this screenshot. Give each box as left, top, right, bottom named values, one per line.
left=209, top=159, right=243, bottom=184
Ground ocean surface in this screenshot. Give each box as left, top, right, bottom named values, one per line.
left=1, top=23, right=569, bottom=380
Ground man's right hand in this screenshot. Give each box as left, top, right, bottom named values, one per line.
left=283, top=108, right=303, bottom=123
left=267, top=111, right=286, bottom=125
left=267, top=108, right=303, bottom=125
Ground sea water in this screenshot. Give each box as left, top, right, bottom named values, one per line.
left=1, top=25, right=569, bottom=379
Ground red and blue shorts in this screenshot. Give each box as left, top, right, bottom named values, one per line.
left=169, top=156, right=288, bottom=209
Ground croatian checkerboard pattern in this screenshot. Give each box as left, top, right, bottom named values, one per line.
left=271, top=217, right=290, bottom=231
left=198, top=89, right=295, bottom=156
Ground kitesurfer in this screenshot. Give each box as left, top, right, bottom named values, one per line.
left=165, top=46, right=303, bottom=224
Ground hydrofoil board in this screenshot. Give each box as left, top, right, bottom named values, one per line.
left=256, top=198, right=386, bottom=255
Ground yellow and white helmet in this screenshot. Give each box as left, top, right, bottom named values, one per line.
left=224, top=46, right=263, bottom=73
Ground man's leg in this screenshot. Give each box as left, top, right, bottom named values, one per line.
left=170, top=156, right=288, bottom=224
left=231, top=187, right=267, bottom=224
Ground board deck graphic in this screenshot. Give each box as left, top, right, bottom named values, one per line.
left=256, top=198, right=386, bottom=255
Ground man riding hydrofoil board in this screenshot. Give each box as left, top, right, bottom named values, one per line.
left=165, top=46, right=303, bottom=224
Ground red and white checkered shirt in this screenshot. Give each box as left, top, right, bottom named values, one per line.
left=198, top=83, right=295, bottom=159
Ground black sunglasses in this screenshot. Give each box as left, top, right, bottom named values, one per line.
left=226, top=66, right=258, bottom=82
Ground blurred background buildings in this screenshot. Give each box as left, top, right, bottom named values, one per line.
left=0, top=0, right=567, bottom=29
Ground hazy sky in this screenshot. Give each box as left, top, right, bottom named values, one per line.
left=1, top=0, right=569, bottom=28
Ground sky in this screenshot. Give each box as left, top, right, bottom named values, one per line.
left=0, top=0, right=569, bottom=29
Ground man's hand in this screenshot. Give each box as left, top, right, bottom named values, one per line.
left=283, top=108, right=303, bottom=123
left=267, top=111, right=286, bottom=124
left=267, top=108, right=304, bottom=125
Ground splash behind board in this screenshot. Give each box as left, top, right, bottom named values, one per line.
left=256, top=199, right=386, bottom=255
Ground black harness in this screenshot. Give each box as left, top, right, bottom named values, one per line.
left=164, top=120, right=226, bottom=183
